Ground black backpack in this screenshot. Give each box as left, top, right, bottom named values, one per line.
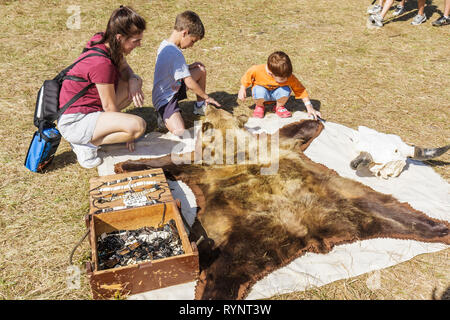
left=33, top=46, right=111, bottom=133
left=25, top=47, right=110, bottom=173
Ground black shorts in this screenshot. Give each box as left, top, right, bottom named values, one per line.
left=157, top=80, right=187, bottom=122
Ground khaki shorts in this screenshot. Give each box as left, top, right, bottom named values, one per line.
left=58, top=112, right=102, bottom=145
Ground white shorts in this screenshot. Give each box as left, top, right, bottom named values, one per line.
left=58, top=112, right=102, bottom=145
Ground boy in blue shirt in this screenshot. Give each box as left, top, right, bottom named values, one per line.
left=152, top=11, right=221, bottom=136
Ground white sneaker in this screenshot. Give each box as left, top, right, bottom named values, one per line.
left=367, top=4, right=382, bottom=15
left=369, top=13, right=384, bottom=27
left=411, top=14, right=426, bottom=25
left=193, top=103, right=206, bottom=116
left=70, top=143, right=102, bottom=169
left=392, top=5, right=405, bottom=16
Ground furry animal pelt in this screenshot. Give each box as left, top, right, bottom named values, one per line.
left=114, top=107, right=449, bottom=300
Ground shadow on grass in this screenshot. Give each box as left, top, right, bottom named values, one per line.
left=44, top=150, right=77, bottom=172
left=287, top=96, right=322, bottom=113
left=423, top=159, right=450, bottom=167
left=216, top=87, right=322, bottom=114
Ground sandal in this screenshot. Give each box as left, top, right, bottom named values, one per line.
left=252, top=105, right=265, bottom=118
left=274, top=105, right=291, bottom=118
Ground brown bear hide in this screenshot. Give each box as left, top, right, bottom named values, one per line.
left=114, top=107, right=449, bottom=300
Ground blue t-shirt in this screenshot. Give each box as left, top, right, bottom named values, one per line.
left=152, top=40, right=191, bottom=110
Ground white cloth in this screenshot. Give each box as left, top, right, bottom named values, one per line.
left=96, top=111, right=449, bottom=300
left=151, top=40, right=191, bottom=110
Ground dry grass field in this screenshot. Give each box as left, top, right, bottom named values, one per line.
left=0, top=0, right=448, bottom=300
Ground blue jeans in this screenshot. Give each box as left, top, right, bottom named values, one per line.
left=252, top=85, right=291, bottom=102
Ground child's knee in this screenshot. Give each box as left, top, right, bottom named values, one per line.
left=172, top=127, right=185, bottom=136
left=198, top=63, right=207, bottom=75
left=252, top=85, right=270, bottom=101
left=190, top=63, right=207, bottom=83
left=273, top=86, right=291, bottom=101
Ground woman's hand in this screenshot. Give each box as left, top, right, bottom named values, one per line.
left=205, top=96, right=221, bottom=108
left=126, top=140, right=135, bottom=152
left=128, top=75, right=144, bottom=108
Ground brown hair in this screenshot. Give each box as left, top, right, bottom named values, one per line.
left=267, top=51, right=293, bottom=78
left=92, top=5, right=146, bottom=66
left=174, top=10, right=205, bottom=39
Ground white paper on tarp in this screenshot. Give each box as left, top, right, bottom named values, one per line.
left=96, top=111, right=449, bottom=300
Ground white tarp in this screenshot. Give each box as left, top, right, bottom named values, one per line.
left=97, top=111, right=449, bottom=300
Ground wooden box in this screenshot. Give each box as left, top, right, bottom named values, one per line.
left=88, top=168, right=173, bottom=215
left=85, top=201, right=199, bottom=300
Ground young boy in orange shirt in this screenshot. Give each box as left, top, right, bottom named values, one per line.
left=238, top=51, right=321, bottom=119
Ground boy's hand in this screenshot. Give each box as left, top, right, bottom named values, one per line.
left=238, top=85, right=247, bottom=101
left=205, top=96, right=221, bottom=108
left=303, top=98, right=322, bottom=120
left=189, top=62, right=206, bottom=72
left=306, top=106, right=322, bottom=120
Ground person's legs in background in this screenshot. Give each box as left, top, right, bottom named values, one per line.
left=411, top=0, right=427, bottom=25
left=432, top=0, right=450, bottom=26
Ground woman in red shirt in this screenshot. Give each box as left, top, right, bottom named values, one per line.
left=58, top=6, right=147, bottom=168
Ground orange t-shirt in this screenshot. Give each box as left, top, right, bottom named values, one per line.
left=241, top=64, right=308, bottom=99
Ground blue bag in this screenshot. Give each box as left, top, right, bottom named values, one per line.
left=24, top=127, right=61, bottom=173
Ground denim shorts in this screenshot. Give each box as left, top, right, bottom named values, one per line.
left=252, top=85, right=291, bottom=101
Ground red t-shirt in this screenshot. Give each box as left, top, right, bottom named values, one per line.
left=59, top=32, right=119, bottom=114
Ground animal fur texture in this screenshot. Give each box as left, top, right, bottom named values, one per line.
left=114, top=106, right=449, bottom=300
